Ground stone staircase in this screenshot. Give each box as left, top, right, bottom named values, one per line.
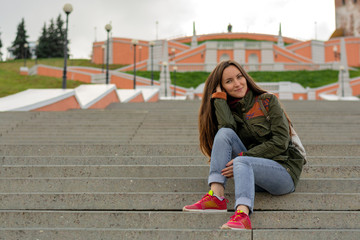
left=0, top=100, right=359, bottom=239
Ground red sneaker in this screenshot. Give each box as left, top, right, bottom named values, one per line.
left=182, top=190, right=228, bottom=212
left=221, top=210, right=252, bottom=230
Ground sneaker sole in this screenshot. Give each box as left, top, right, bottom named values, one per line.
left=221, top=225, right=250, bottom=230
left=182, top=207, right=227, bottom=212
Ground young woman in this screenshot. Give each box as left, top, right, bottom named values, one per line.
left=183, top=60, right=305, bottom=230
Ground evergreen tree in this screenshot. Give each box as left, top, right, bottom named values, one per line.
left=36, top=23, right=50, bottom=58
left=12, top=18, right=31, bottom=59
left=47, top=19, right=58, bottom=57
left=55, top=14, right=66, bottom=57
left=0, top=32, right=2, bottom=61
left=36, top=14, right=68, bottom=58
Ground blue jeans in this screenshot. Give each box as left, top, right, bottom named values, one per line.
left=208, top=128, right=295, bottom=214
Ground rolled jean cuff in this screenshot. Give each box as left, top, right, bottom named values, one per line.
left=235, top=197, right=253, bottom=214
left=208, top=173, right=226, bottom=187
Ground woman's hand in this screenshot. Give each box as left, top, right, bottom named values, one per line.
left=221, top=159, right=234, bottom=178
left=216, top=84, right=222, bottom=93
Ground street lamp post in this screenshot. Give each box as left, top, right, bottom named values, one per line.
left=173, top=66, right=177, bottom=98
left=340, top=65, right=345, bottom=97
left=101, top=44, right=105, bottom=73
left=149, top=41, right=155, bottom=85
left=132, top=39, right=139, bottom=89
left=35, top=41, right=39, bottom=65
left=171, top=48, right=175, bottom=60
left=105, top=24, right=112, bottom=84
left=333, top=46, right=340, bottom=62
left=163, top=61, right=168, bottom=97
left=24, top=43, right=28, bottom=67
left=62, top=3, right=73, bottom=89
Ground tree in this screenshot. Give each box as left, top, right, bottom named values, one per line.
left=12, top=18, right=31, bottom=59
left=47, top=18, right=58, bottom=57
left=36, top=23, right=50, bottom=58
left=0, top=32, right=2, bottom=61
left=36, top=14, right=68, bottom=58
left=55, top=14, right=66, bottom=57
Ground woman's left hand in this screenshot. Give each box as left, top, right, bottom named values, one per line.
left=221, top=159, right=234, bottom=178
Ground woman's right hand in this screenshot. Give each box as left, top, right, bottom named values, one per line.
left=221, top=159, right=234, bottom=178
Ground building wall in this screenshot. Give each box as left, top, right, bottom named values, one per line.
left=92, top=34, right=360, bottom=70
left=325, top=37, right=360, bottom=66
left=335, top=0, right=360, bottom=36
left=217, top=49, right=234, bottom=62
left=89, top=90, right=119, bottom=109
left=32, top=96, right=81, bottom=111
left=288, top=41, right=312, bottom=60
left=92, top=42, right=105, bottom=64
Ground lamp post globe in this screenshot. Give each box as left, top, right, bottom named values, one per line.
left=105, top=24, right=112, bottom=84
left=149, top=41, right=155, bottom=85
left=62, top=3, right=73, bottom=89
left=132, top=39, right=139, bottom=89
left=63, top=3, right=73, bottom=14
left=105, top=24, right=112, bottom=32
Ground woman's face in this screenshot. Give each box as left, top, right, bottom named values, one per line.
left=221, top=65, right=248, bottom=98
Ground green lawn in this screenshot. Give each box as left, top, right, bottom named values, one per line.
left=128, top=69, right=360, bottom=89
left=0, top=59, right=126, bottom=98
left=1, top=58, right=359, bottom=98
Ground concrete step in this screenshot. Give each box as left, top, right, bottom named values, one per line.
left=1, top=210, right=358, bottom=229
left=1, top=144, right=359, bottom=156
left=0, top=140, right=199, bottom=145
left=1, top=156, right=358, bottom=166
left=253, top=230, right=359, bottom=240
left=1, top=229, right=358, bottom=240
left=0, top=178, right=358, bottom=193
left=0, top=165, right=357, bottom=178
left=0, top=192, right=358, bottom=210
left=0, top=229, right=251, bottom=240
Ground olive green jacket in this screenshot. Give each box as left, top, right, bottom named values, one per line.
left=212, top=90, right=304, bottom=187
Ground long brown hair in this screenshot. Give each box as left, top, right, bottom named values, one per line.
left=198, top=60, right=268, bottom=158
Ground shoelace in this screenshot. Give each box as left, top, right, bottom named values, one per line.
left=229, top=212, right=246, bottom=222
left=197, top=194, right=211, bottom=203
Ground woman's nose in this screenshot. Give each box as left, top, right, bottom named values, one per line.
left=234, top=78, right=241, bottom=86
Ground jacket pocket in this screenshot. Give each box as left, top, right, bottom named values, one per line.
left=249, top=118, right=271, bottom=137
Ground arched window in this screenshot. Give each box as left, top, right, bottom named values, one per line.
left=220, top=53, right=230, bottom=62
left=248, top=54, right=259, bottom=71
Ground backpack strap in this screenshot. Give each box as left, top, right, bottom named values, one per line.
left=257, top=93, right=271, bottom=122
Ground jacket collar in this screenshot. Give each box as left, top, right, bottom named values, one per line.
left=228, top=89, right=255, bottom=110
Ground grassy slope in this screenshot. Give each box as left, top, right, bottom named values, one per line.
left=0, top=59, right=125, bottom=98
left=1, top=58, right=359, bottom=98
left=129, top=69, right=360, bottom=89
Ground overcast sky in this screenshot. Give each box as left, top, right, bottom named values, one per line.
left=0, top=0, right=336, bottom=60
